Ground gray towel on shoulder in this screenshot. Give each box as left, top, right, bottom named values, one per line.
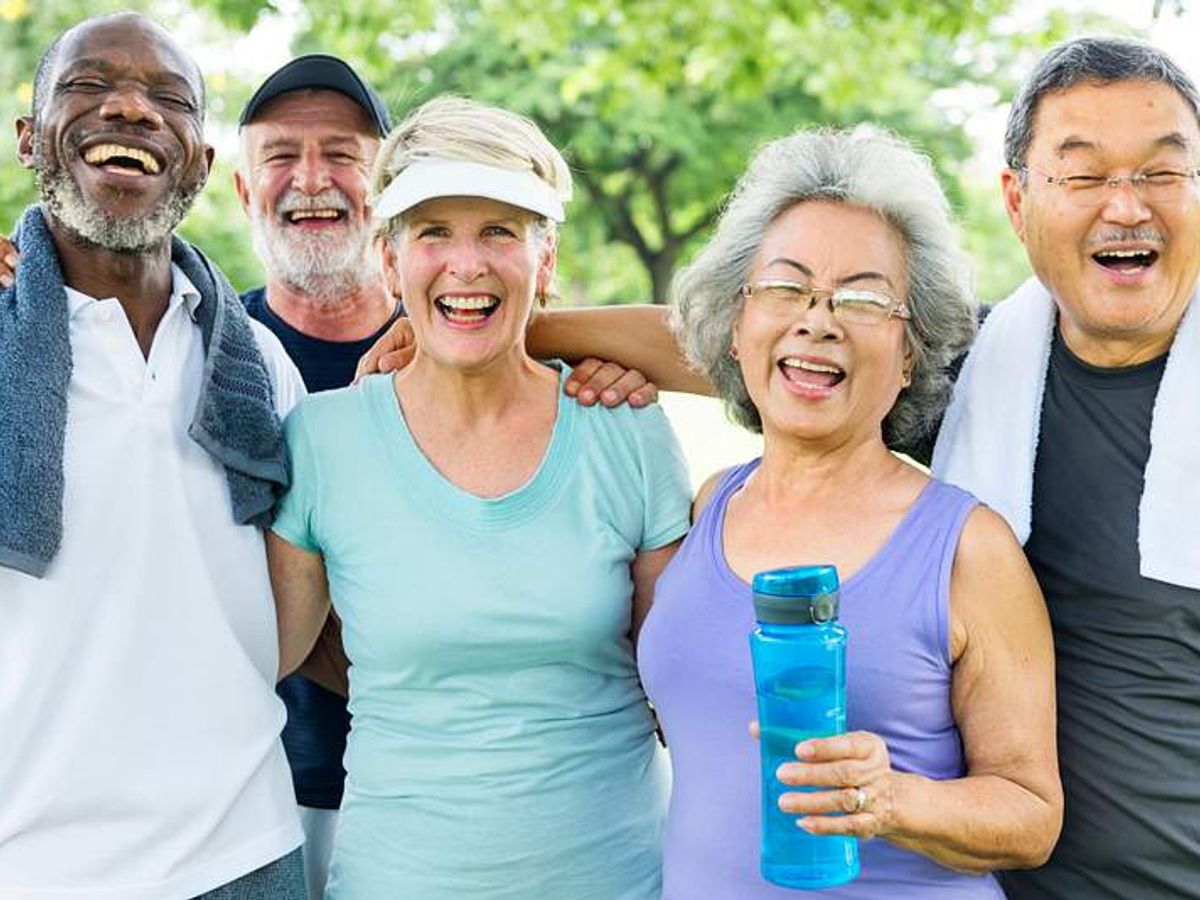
left=0, top=205, right=288, bottom=579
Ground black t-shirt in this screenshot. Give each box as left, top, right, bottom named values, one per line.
left=1000, top=331, right=1200, bottom=900
left=243, top=286, right=401, bottom=809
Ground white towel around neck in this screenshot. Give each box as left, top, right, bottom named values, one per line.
left=932, top=276, right=1200, bottom=590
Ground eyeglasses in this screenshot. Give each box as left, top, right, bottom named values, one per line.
left=740, top=280, right=911, bottom=326
left=1020, top=164, right=1200, bottom=207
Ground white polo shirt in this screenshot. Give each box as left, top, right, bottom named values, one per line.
left=0, top=267, right=305, bottom=900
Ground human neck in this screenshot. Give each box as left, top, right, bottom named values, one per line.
left=396, top=350, right=556, bottom=429
left=753, top=427, right=906, bottom=503
left=48, top=217, right=173, bottom=358
left=264, top=275, right=394, bottom=342
left=1058, top=314, right=1178, bottom=368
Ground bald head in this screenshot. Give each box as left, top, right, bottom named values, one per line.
left=32, top=13, right=205, bottom=123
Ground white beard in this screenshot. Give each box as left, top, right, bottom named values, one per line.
left=250, top=208, right=373, bottom=305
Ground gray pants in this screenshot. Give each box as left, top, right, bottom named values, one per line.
left=191, top=849, right=305, bottom=900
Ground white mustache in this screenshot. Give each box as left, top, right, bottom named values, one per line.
left=276, top=188, right=351, bottom=217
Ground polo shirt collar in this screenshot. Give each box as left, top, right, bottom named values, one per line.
left=64, top=263, right=202, bottom=320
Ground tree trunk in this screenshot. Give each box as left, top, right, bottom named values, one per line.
left=648, top=247, right=679, bottom=305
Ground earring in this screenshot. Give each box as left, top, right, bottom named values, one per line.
left=728, top=345, right=739, bottom=360
left=901, top=369, right=912, bottom=388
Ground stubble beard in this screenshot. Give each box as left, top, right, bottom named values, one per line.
left=33, top=131, right=203, bottom=254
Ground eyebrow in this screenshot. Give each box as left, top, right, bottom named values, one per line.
left=1056, top=132, right=1194, bottom=156
left=761, top=257, right=898, bottom=291
left=258, top=136, right=365, bottom=153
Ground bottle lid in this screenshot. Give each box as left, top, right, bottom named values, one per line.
left=752, top=564, right=840, bottom=625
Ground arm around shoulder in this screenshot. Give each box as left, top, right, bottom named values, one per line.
left=528, top=305, right=713, bottom=395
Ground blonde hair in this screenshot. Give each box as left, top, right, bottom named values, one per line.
left=372, top=95, right=572, bottom=238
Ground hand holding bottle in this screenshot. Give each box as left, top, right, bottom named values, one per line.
left=776, top=730, right=898, bottom=840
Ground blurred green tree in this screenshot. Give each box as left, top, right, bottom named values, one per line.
left=191, top=0, right=1092, bottom=303
left=1, top=1, right=1133, bottom=302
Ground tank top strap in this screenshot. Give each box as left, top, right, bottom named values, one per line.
left=890, top=478, right=978, bottom=572
left=848, top=478, right=979, bottom=668
left=693, top=458, right=761, bottom=547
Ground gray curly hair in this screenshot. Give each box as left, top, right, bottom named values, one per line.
left=671, top=125, right=976, bottom=448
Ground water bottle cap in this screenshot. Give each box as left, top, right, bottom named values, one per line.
left=752, top=564, right=840, bottom=625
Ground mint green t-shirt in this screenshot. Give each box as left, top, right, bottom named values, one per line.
left=272, top=368, right=691, bottom=900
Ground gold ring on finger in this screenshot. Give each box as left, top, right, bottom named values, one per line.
left=851, top=786, right=870, bottom=814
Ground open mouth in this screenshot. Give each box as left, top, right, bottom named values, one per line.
left=779, top=357, right=845, bottom=389
left=435, top=294, right=501, bottom=326
left=1092, top=248, right=1158, bottom=273
left=82, top=142, right=161, bottom=176
left=284, top=208, right=347, bottom=225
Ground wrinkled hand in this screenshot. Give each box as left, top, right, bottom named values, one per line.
left=355, top=316, right=415, bottom=382
left=563, top=357, right=659, bottom=408
left=775, top=731, right=896, bottom=840
left=0, top=235, right=17, bottom=289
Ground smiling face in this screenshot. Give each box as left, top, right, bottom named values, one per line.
left=1002, top=79, right=1200, bottom=365
left=236, top=90, right=378, bottom=298
left=732, top=200, right=911, bottom=449
left=17, top=14, right=212, bottom=253
left=380, top=195, right=556, bottom=373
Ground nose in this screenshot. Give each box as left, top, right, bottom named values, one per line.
left=1099, top=180, right=1153, bottom=227
left=792, top=291, right=843, bottom=340
left=445, top=235, right=488, bottom=282
left=97, top=86, right=164, bottom=130
left=292, top=147, right=333, bottom=194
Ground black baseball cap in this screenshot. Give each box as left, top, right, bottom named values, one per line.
left=239, top=54, right=392, bottom=136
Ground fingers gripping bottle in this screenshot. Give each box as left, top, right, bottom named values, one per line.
left=749, top=564, right=859, bottom=889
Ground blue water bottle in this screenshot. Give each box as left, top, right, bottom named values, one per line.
left=749, top=564, right=858, bottom=889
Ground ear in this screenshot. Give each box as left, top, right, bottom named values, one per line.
left=901, top=342, right=915, bottom=386
left=203, top=143, right=215, bottom=180
left=1000, top=168, right=1027, bottom=244
left=233, top=167, right=251, bottom=214
left=16, top=117, right=35, bottom=169
left=535, top=231, right=558, bottom=299
left=379, top=237, right=404, bottom=298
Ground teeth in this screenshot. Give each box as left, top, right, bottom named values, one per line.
left=1097, top=249, right=1151, bottom=258
left=83, top=143, right=160, bottom=174
left=288, top=209, right=342, bottom=221
left=438, top=295, right=498, bottom=311
left=781, top=357, right=842, bottom=374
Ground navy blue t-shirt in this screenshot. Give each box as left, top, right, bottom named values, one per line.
left=243, top=286, right=400, bottom=809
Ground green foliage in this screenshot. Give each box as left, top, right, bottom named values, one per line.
left=219, top=0, right=1065, bottom=303
left=0, top=0, right=1135, bottom=303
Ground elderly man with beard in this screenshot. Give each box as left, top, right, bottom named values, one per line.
left=0, top=13, right=307, bottom=900
left=232, top=56, right=397, bottom=900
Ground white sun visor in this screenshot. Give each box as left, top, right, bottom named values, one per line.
left=371, top=159, right=566, bottom=222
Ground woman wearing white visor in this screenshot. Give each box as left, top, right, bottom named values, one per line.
left=265, top=96, right=691, bottom=899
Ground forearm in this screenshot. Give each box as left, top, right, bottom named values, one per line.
left=528, top=305, right=713, bottom=395
left=885, top=771, right=1061, bottom=873
left=267, top=532, right=335, bottom=679
left=296, top=613, right=350, bottom=697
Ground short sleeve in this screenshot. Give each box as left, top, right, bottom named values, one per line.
left=632, top=405, right=692, bottom=551
left=271, top=403, right=321, bottom=553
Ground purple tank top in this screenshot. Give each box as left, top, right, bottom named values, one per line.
left=638, top=460, right=1005, bottom=899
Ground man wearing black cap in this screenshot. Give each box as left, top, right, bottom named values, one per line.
left=234, top=55, right=399, bottom=900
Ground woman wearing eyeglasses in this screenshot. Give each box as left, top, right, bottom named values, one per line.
left=636, top=126, right=1062, bottom=898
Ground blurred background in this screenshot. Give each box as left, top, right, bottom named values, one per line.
left=1, top=0, right=1192, bottom=481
